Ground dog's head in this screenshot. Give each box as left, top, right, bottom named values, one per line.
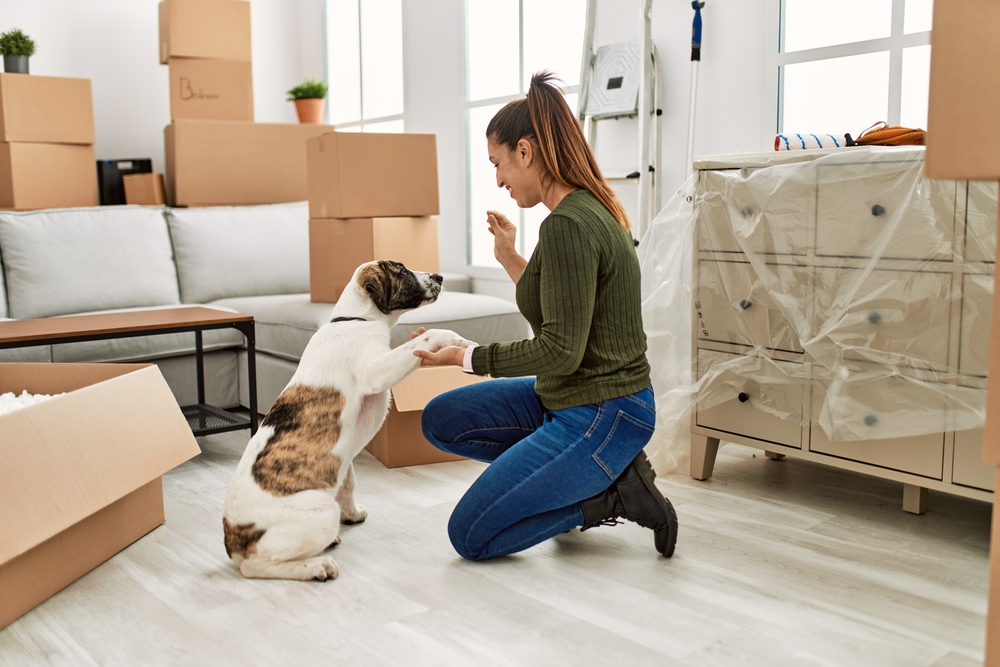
left=351, top=260, right=443, bottom=316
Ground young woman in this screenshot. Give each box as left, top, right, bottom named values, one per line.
left=412, top=71, right=677, bottom=561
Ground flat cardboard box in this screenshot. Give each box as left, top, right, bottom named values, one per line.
left=164, top=120, right=333, bottom=206
left=0, top=363, right=201, bottom=629
left=309, top=216, right=440, bottom=303
left=123, top=172, right=166, bottom=205
left=307, top=132, right=439, bottom=219
left=159, top=0, right=252, bottom=64
left=0, top=74, right=94, bottom=144
left=925, top=1, right=1000, bottom=180
left=0, top=142, right=98, bottom=210
left=168, top=58, right=253, bottom=121
left=366, top=366, right=489, bottom=468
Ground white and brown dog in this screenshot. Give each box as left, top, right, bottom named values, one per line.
left=222, top=260, right=471, bottom=581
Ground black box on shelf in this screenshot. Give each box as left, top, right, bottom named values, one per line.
left=96, top=158, right=153, bottom=205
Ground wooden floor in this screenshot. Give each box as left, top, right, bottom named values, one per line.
left=0, top=431, right=991, bottom=666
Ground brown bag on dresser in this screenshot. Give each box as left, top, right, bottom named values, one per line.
left=854, top=121, right=926, bottom=146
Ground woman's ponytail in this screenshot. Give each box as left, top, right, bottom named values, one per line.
left=486, top=71, right=631, bottom=232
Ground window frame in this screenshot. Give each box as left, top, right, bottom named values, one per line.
left=463, top=0, right=581, bottom=269
left=323, top=0, right=405, bottom=132
left=762, top=0, right=931, bottom=142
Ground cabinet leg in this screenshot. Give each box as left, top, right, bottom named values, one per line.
left=691, top=434, right=721, bottom=480
left=764, top=450, right=785, bottom=460
left=903, top=484, right=928, bottom=514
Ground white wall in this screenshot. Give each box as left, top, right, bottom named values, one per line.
left=0, top=0, right=320, bottom=172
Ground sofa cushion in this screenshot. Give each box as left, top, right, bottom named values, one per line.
left=46, top=305, right=245, bottom=363
left=0, top=206, right=181, bottom=319
left=210, top=291, right=530, bottom=362
left=166, top=202, right=310, bottom=304
left=0, top=248, right=7, bottom=318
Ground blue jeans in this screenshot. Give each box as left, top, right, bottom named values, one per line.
left=421, top=377, right=656, bottom=561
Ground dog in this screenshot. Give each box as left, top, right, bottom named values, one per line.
left=222, top=260, right=472, bottom=581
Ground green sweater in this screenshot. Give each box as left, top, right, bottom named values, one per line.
left=471, top=189, right=651, bottom=410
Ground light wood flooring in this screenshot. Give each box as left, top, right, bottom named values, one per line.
left=0, top=430, right=991, bottom=667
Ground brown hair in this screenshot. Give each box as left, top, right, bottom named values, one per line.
left=486, top=71, right=631, bottom=231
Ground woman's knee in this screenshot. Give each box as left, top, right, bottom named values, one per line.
left=447, top=512, right=489, bottom=562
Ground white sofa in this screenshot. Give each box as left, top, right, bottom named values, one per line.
left=0, top=202, right=530, bottom=412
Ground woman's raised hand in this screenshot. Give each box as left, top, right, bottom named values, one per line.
left=486, top=210, right=517, bottom=264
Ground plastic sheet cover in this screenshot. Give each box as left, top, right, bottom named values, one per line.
left=638, top=147, right=994, bottom=474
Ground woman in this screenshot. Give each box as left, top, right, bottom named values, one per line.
left=413, top=71, right=677, bottom=561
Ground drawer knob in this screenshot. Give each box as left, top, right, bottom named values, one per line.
left=740, top=299, right=752, bottom=310
left=868, top=311, right=882, bottom=324
left=738, top=392, right=750, bottom=403
left=864, top=414, right=878, bottom=427
left=871, top=204, right=885, bottom=217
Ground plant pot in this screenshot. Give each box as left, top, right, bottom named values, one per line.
left=3, top=55, right=29, bottom=74
left=294, top=98, right=324, bottom=124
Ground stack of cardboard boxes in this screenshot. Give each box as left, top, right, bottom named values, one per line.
left=305, top=129, right=489, bottom=467
left=159, top=0, right=333, bottom=207
left=0, top=73, right=98, bottom=210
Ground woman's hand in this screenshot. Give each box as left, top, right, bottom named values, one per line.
left=486, top=210, right=517, bottom=264
left=410, top=327, right=466, bottom=367
left=486, top=210, right=528, bottom=283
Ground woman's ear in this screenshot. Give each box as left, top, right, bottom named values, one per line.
left=516, top=138, right=534, bottom=167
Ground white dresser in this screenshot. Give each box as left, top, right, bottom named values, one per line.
left=688, top=147, right=997, bottom=512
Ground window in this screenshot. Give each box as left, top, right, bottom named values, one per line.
left=325, top=0, right=404, bottom=133
left=775, top=0, right=932, bottom=138
left=465, top=0, right=586, bottom=268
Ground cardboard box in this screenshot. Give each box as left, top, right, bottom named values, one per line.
left=0, top=363, right=200, bottom=629
left=159, top=0, right=252, bottom=64
left=309, top=216, right=440, bottom=303
left=366, top=366, right=489, bottom=468
left=307, top=132, right=439, bottom=219
left=123, top=172, right=166, bottom=205
left=925, top=1, right=1000, bottom=180
left=168, top=58, right=253, bottom=121
left=0, top=74, right=94, bottom=145
left=0, top=142, right=98, bottom=210
left=164, top=120, right=333, bottom=206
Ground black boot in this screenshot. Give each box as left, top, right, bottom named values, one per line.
left=580, top=451, right=678, bottom=558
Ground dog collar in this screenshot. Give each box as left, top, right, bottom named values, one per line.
left=330, top=316, right=368, bottom=323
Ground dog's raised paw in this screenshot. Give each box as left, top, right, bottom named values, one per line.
left=310, top=556, right=339, bottom=582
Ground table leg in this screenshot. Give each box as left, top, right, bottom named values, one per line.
left=237, top=321, right=259, bottom=435
left=195, top=329, right=205, bottom=405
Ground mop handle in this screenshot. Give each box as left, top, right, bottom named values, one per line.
left=691, top=1, right=705, bottom=62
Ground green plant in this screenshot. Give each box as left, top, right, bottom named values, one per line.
left=0, top=29, right=35, bottom=57
left=286, top=78, right=328, bottom=101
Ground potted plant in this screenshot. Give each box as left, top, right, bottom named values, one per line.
left=0, top=28, right=35, bottom=74
left=286, top=78, right=328, bottom=124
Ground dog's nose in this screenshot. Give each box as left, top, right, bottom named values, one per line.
left=431, top=274, right=443, bottom=284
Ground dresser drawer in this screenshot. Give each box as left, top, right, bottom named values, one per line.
left=696, top=260, right=808, bottom=353
left=965, top=181, right=998, bottom=263
left=697, top=168, right=811, bottom=255
left=959, top=274, right=992, bottom=377
left=953, top=429, right=995, bottom=491
left=695, top=349, right=806, bottom=448
left=814, top=266, right=952, bottom=369
left=815, top=163, right=956, bottom=260
left=810, top=371, right=945, bottom=479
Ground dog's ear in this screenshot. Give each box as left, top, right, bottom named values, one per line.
left=358, top=263, right=394, bottom=314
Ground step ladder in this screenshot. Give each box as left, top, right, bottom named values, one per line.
left=576, top=0, right=662, bottom=241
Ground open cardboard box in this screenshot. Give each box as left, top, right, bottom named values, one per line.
left=0, top=363, right=201, bottom=629
left=366, top=365, right=489, bottom=468
left=309, top=216, right=440, bottom=303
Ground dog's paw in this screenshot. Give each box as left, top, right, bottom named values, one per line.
left=421, top=329, right=475, bottom=351
left=327, top=535, right=342, bottom=549
left=309, top=556, right=339, bottom=582
left=341, top=505, right=368, bottom=525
